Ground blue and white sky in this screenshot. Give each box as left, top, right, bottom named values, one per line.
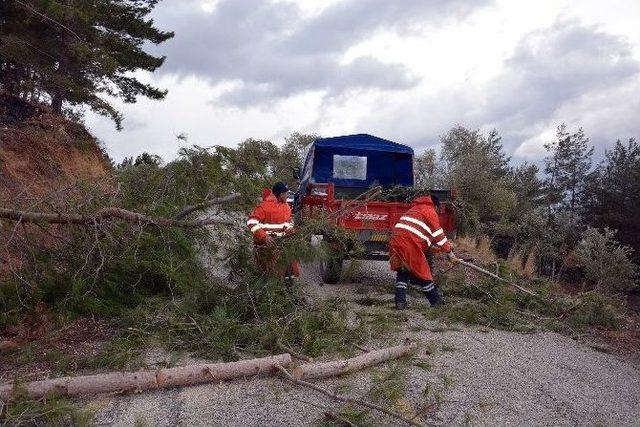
left=85, top=0, right=640, bottom=163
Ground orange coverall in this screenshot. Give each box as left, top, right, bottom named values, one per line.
left=389, top=195, right=452, bottom=281
left=246, top=190, right=300, bottom=278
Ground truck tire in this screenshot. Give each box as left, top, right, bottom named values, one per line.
left=320, top=256, right=343, bottom=284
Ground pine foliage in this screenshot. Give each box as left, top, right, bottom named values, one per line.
left=0, top=0, right=173, bottom=128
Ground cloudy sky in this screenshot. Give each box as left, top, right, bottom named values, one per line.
left=85, top=0, right=640, bottom=163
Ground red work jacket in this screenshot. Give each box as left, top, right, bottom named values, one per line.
left=246, top=190, right=294, bottom=243
left=389, top=196, right=452, bottom=280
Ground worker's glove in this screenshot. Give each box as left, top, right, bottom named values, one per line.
left=447, top=251, right=460, bottom=264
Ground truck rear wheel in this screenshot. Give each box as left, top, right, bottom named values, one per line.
left=320, top=256, right=343, bottom=284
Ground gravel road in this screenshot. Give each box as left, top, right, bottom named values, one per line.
left=92, top=261, right=640, bottom=426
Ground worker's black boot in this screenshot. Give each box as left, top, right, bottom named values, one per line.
left=395, top=284, right=407, bottom=310
left=395, top=270, right=409, bottom=310
left=422, top=281, right=443, bottom=307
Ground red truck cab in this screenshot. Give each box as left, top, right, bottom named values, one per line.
left=293, top=134, right=455, bottom=282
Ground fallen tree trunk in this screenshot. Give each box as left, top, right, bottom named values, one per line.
left=293, top=341, right=417, bottom=380
left=0, top=343, right=416, bottom=401
left=0, top=206, right=235, bottom=228
left=0, top=354, right=291, bottom=400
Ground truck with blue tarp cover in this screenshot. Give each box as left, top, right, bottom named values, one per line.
left=293, top=133, right=455, bottom=283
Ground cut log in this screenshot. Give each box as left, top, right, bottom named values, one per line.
left=293, top=342, right=417, bottom=380
left=0, top=343, right=417, bottom=401
left=0, top=353, right=292, bottom=401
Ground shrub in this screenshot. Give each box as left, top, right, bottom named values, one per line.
left=574, top=227, right=637, bottom=293
left=566, top=292, right=621, bottom=330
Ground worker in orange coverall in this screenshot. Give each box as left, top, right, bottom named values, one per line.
left=389, top=195, right=459, bottom=309
left=246, top=182, right=300, bottom=282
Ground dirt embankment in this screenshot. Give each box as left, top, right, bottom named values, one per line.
left=0, top=91, right=112, bottom=205
left=0, top=92, right=113, bottom=325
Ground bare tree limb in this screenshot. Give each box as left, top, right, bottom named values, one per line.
left=275, top=364, right=427, bottom=427
left=457, top=259, right=538, bottom=297
left=0, top=206, right=236, bottom=228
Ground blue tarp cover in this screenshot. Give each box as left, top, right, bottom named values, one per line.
left=301, top=134, right=414, bottom=188
left=314, top=134, right=413, bottom=153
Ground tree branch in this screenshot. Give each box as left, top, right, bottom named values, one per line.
left=12, top=0, right=82, bottom=41
left=275, top=364, right=427, bottom=427
left=0, top=206, right=235, bottom=228
left=174, top=193, right=240, bottom=220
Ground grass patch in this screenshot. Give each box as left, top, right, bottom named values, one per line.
left=424, top=340, right=439, bottom=355
left=566, top=292, right=620, bottom=330
left=354, top=296, right=387, bottom=307
left=441, top=343, right=457, bottom=352
left=78, top=333, right=146, bottom=370
left=357, top=310, right=405, bottom=337
left=441, top=373, right=455, bottom=389
left=330, top=405, right=370, bottom=426
left=11, top=343, right=38, bottom=366
left=44, top=349, right=74, bottom=375
left=369, top=361, right=409, bottom=403
left=414, top=359, right=432, bottom=371
left=0, top=388, right=94, bottom=426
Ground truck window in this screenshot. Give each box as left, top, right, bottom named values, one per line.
left=333, top=155, right=367, bottom=180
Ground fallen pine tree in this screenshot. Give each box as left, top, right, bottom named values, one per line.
left=0, top=193, right=239, bottom=228
left=0, top=342, right=417, bottom=401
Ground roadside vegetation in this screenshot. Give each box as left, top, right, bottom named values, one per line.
left=1, top=116, right=638, bottom=425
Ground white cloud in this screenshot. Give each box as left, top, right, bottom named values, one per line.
left=87, top=0, right=640, bottom=164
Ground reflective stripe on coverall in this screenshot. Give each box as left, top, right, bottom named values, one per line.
left=389, top=195, right=452, bottom=281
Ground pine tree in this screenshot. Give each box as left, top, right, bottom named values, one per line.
left=0, top=0, right=173, bottom=128
left=560, top=127, right=594, bottom=212
left=509, top=162, right=544, bottom=218
left=584, top=138, right=640, bottom=260
left=543, top=124, right=567, bottom=217
left=543, top=124, right=594, bottom=214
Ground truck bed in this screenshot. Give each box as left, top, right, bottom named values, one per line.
left=297, top=183, right=456, bottom=260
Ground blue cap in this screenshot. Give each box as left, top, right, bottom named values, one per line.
left=272, top=182, right=289, bottom=196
